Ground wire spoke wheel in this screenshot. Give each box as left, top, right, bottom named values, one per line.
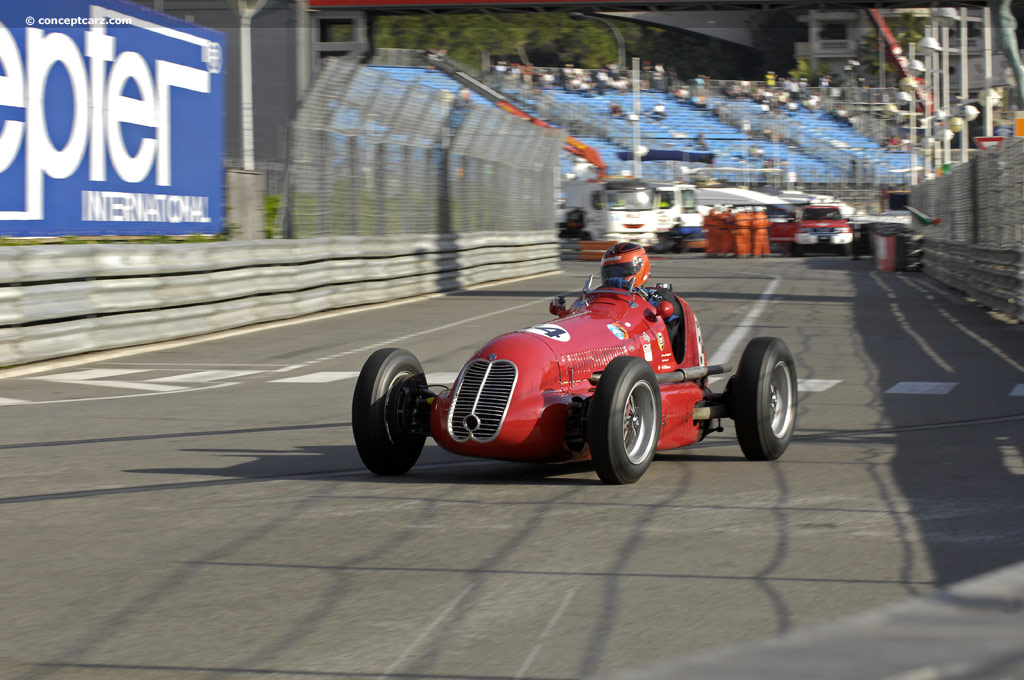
left=768, top=360, right=795, bottom=438
left=731, top=337, right=797, bottom=461
left=590, top=356, right=661, bottom=484
left=352, top=348, right=427, bottom=476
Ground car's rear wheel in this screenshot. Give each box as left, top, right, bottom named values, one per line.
left=589, top=356, right=661, bottom=484
left=790, top=243, right=804, bottom=257
left=352, top=348, right=427, bottom=475
left=731, top=337, right=797, bottom=461
left=840, top=242, right=853, bottom=257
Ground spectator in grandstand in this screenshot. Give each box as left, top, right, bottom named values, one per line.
left=457, top=86, right=472, bottom=105
left=652, top=63, right=667, bottom=91
left=596, top=68, right=609, bottom=95
left=765, top=70, right=776, bottom=87
left=819, top=74, right=831, bottom=88
left=610, top=102, right=623, bottom=117
left=697, top=133, right=709, bottom=149
left=651, top=101, right=666, bottom=121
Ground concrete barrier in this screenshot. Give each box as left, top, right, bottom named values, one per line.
left=0, top=231, right=560, bottom=368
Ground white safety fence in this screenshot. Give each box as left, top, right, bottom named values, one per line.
left=0, top=232, right=560, bottom=368
left=923, top=238, right=1024, bottom=322
left=909, top=137, right=1024, bottom=323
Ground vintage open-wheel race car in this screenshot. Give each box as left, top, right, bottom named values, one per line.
left=352, top=275, right=797, bottom=484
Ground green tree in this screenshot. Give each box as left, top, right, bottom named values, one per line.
left=748, top=10, right=805, bottom=76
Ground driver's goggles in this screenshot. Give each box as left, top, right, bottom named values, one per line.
left=601, top=263, right=639, bottom=279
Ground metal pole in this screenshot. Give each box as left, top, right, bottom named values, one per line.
left=910, top=42, right=918, bottom=186
left=594, top=15, right=627, bottom=72
left=240, top=12, right=255, bottom=170
left=942, top=23, right=951, bottom=167
left=296, top=0, right=309, bottom=98
left=236, top=0, right=267, bottom=171
left=632, top=56, right=640, bottom=178
left=960, top=8, right=969, bottom=164
left=923, top=25, right=933, bottom=178
left=984, top=4, right=994, bottom=136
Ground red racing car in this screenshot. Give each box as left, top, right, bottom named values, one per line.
left=352, top=254, right=796, bottom=484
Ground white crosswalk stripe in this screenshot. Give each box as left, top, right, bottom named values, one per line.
left=269, top=372, right=360, bottom=383
left=149, top=370, right=262, bottom=383
left=797, top=379, right=842, bottom=392
left=33, top=368, right=186, bottom=392
left=35, top=369, right=149, bottom=381
left=886, top=381, right=958, bottom=395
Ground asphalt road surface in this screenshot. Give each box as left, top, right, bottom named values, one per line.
left=2, top=253, right=1023, bottom=680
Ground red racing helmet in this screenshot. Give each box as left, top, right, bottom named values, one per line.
left=600, top=242, right=650, bottom=289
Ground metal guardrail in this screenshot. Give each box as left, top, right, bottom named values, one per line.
left=0, top=232, right=561, bottom=368
left=924, top=238, right=1024, bottom=322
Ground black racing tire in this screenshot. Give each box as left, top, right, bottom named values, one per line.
left=790, top=243, right=804, bottom=257
left=731, top=337, right=797, bottom=461
left=589, top=356, right=662, bottom=484
left=352, top=348, right=427, bottom=475
left=840, top=242, right=853, bottom=257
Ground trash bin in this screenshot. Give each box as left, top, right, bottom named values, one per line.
left=873, top=226, right=897, bottom=272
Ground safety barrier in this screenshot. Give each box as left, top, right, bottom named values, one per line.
left=0, top=232, right=560, bottom=368
left=923, top=238, right=1024, bottom=322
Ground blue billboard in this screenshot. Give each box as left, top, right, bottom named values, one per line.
left=0, top=0, right=225, bottom=236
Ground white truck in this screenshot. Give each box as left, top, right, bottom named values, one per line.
left=560, top=178, right=703, bottom=251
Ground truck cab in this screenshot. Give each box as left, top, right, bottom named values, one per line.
left=560, top=178, right=671, bottom=250
left=650, top=181, right=706, bottom=251
left=772, top=204, right=853, bottom=256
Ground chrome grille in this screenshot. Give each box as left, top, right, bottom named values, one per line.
left=449, top=359, right=517, bottom=442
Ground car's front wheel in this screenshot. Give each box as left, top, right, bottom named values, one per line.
left=731, top=337, right=797, bottom=461
left=589, top=356, right=662, bottom=484
left=352, top=348, right=427, bottom=475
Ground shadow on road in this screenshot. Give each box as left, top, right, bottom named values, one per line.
left=820, top=257, right=1024, bottom=586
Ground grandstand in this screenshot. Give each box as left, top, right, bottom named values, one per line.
left=369, top=57, right=912, bottom=201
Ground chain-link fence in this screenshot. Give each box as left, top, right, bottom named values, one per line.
left=281, top=59, right=565, bottom=238
left=910, top=137, right=1024, bottom=247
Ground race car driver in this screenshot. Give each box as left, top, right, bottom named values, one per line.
left=552, top=242, right=685, bottom=360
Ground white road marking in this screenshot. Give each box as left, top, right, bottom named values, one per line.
left=149, top=370, right=262, bottom=383
left=377, top=584, right=475, bottom=680
left=998, top=437, right=1024, bottom=475
left=514, top=588, right=576, bottom=679
left=33, top=368, right=187, bottom=393
left=798, top=379, right=842, bottom=392
left=105, top=362, right=295, bottom=367
left=50, top=380, right=186, bottom=393
left=34, top=368, right=149, bottom=381
left=427, top=372, right=460, bottom=385
left=0, top=382, right=235, bottom=406
left=886, top=382, right=957, bottom=395
left=708, top=276, right=780, bottom=366
left=872, top=272, right=954, bottom=374
left=269, top=372, right=359, bottom=384
left=0, top=397, right=30, bottom=405
left=1011, top=384, right=1024, bottom=397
